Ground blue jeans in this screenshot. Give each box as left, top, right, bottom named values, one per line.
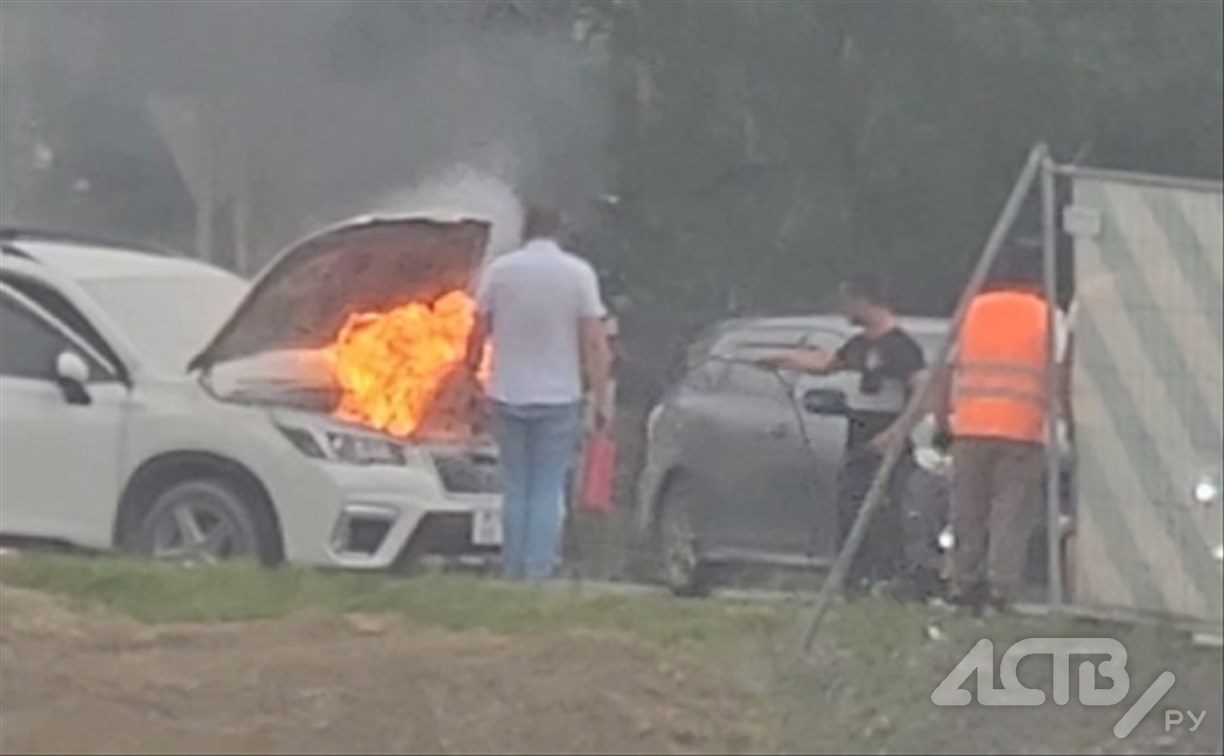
left=492, top=401, right=584, bottom=581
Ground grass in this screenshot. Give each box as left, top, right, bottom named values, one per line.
left=564, top=505, right=642, bottom=580
left=0, top=553, right=790, bottom=647
left=781, top=598, right=1222, bottom=754
left=3, top=554, right=1219, bottom=754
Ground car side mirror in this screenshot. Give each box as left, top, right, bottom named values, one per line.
left=54, top=351, right=92, bottom=406
left=803, top=388, right=847, bottom=416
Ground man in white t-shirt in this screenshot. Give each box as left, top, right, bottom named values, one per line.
left=463, top=207, right=611, bottom=581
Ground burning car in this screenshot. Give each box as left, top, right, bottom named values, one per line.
left=0, top=217, right=502, bottom=570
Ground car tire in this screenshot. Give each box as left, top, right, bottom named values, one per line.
left=656, top=476, right=713, bottom=598
left=131, top=477, right=278, bottom=566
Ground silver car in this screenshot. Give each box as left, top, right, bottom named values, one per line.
left=632, top=315, right=950, bottom=595
left=634, top=313, right=1075, bottom=598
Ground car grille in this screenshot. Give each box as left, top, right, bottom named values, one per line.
left=397, top=512, right=500, bottom=560
left=432, top=451, right=502, bottom=494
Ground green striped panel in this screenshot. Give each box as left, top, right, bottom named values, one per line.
left=1071, top=176, right=1223, bottom=626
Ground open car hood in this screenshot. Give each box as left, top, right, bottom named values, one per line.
left=189, top=215, right=491, bottom=372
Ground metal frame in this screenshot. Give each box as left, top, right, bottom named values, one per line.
left=1015, top=600, right=1224, bottom=639
left=1052, top=164, right=1223, bottom=194
left=1055, top=160, right=1223, bottom=627
left=1000, top=156, right=1219, bottom=617
left=794, top=143, right=1223, bottom=653
left=1041, top=157, right=1064, bottom=607
left=802, top=143, right=1052, bottom=651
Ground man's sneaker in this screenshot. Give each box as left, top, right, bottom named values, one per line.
left=869, top=578, right=908, bottom=601
left=843, top=577, right=872, bottom=602
left=896, top=569, right=944, bottom=604
left=985, top=592, right=1011, bottom=617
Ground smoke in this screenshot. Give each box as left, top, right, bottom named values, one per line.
left=370, top=165, right=525, bottom=260
left=1, top=0, right=611, bottom=260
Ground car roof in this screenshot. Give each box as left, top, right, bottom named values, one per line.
left=692, top=313, right=949, bottom=366
left=717, top=313, right=949, bottom=337
left=0, top=226, right=175, bottom=255
left=1, top=228, right=239, bottom=283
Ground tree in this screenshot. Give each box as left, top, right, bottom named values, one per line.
left=2, top=0, right=1218, bottom=338
left=599, top=0, right=1223, bottom=332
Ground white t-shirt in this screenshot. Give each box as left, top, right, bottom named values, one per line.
left=476, top=238, right=606, bottom=405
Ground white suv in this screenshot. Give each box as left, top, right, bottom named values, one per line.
left=0, top=220, right=502, bottom=569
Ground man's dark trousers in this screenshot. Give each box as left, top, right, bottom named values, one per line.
left=836, top=447, right=915, bottom=589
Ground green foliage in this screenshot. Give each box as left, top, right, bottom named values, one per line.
left=4, top=0, right=1220, bottom=348
left=600, top=0, right=1224, bottom=328
left=0, top=554, right=785, bottom=646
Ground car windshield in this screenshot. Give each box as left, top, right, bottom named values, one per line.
left=83, top=276, right=248, bottom=373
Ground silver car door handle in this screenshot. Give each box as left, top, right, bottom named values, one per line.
left=766, top=423, right=788, bottom=439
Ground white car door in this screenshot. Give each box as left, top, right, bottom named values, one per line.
left=0, top=287, right=127, bottom=549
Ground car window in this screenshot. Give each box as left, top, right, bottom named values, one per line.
left=0, top=294, right=108, bottom=382
left=724, top=360, right=793, bottom=401
left=679, top=331, right=718, bottom=378
left=0, top=272, right=125, bottom=377
left=717, top=327, right=807, bottom=362
left=681, top=358, right=730, bottom=393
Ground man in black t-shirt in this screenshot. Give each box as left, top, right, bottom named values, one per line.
left=758, top=274, right=926, bottom=595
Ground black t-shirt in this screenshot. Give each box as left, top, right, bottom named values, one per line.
left=835, top=327, right=926, bottom=452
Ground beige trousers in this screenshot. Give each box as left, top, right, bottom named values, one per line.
left=949, top=437, right=1044, bottom=601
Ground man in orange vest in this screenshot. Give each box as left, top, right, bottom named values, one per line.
left=934, top=242, right=1071, bottom=613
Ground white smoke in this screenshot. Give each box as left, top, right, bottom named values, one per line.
left=369, top=164, right=526, bottom=260
left=2, top=1, right=609, bottom=259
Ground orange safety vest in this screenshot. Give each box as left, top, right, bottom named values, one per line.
left=953, top=290, right=1051, bottom=444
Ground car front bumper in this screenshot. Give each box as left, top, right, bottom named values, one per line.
left=276, top=461, right=502, bottom=570
left=325, top=491, right=503, bottom=570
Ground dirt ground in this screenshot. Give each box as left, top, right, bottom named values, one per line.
left=3, top=565, right=1222, bottom=756
left=0, top=586, right=767, bottom=755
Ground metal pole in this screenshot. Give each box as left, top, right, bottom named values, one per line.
left=1041, top=156, right=1064, bottom=607
left=801, top=143, right=1050, bottom=654
left=196, top=184, right=213, bottom=264
left=233, top=141, right=251, bottom=276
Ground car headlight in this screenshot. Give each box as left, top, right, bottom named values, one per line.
left=276, top=425, right=411, bottom=467
left=325, top=431, right=407, bottom=466
left=1193, top=472, right=1221, bottom=506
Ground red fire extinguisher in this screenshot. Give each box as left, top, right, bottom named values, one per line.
left=580, top=431, right=617, bottom=514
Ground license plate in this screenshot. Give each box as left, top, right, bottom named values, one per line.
left=472, top=509, right=503, bottom=546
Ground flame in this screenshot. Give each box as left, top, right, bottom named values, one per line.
left=330, top=290, right=490, bottom=438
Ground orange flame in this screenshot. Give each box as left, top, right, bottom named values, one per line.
left=330, top=290, right=490, bottom=438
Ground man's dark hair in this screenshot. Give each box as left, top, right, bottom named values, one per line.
left=987, top=237, right=1044, bottom=289
left=522, top=206, right=564, bottom=241
left=840, top=272, right=893, bottom=308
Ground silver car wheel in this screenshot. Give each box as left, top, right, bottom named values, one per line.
left=661, top=504, right=698, bottom=585
left=143, top=480, right=256, bottom=565
left=657, top=478, right=712, bottom=597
